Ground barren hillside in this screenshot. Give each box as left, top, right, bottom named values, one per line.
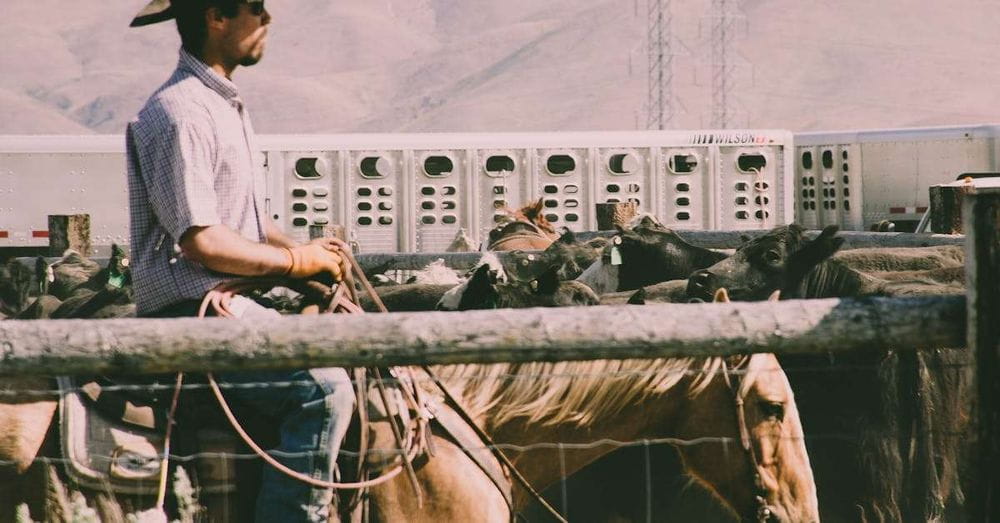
left=1, top=0, right=998, bottom=134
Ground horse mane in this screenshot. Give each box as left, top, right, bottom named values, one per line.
left=435, top=356, right=762, bottom=428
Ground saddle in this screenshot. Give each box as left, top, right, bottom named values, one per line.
left=58, top=369, right=512, bottom=513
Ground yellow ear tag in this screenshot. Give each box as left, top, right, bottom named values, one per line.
left=610, top=246, right=623, bottom=266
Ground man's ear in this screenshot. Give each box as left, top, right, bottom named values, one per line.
left=205, top=6, right=228, bottom=30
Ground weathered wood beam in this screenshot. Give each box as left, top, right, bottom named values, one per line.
left=0, top=296, right=965, bottom=377
left=575, top=229, right=963, bottom=249
left=15, top=230, right=964, bottom=275
left=964, top=187, right=1000, bottom=521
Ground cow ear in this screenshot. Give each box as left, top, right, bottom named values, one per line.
left=739, top=234, right=752, bottom=244
left=557, top=229, right=577, bottom=244
left=627, top=288, right=647, bottom=305
left=533, top=266, right=560, bottom=294
left=808, top=226, right=845, bottom=259
left=713, top=288, right=730, bottom=303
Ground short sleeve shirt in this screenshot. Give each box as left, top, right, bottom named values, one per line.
left=127, top=49, right=267, bottom=315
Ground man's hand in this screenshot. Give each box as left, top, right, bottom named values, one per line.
left=284, top=243, right=345, bottom=281
left=308, top=237, right=352, bottom=279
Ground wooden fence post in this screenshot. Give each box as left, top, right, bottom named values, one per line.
left=47, top=214, right=91, bottom=257
left=964, top=187, right=1000, bottom=522
left=929, top=184, right=965, bottom=234
left=596, top=201, right=638, bottom=230
left=309, top=224, right=346, bottom=241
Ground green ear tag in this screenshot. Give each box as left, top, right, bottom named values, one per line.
left=108, top=273, right=126, bottom=289
left=610, top=246, right=623, bottom=266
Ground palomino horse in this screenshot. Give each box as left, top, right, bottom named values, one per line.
left=2, top=298, right=818, bottom=522
left=487, top=198, right=560, bottom=251
left=413, top=290, right=818, bottom=521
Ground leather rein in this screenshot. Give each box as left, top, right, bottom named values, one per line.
left=722, top=358, right=780, bottom=523
left=181, top=238, right=566, bottom=522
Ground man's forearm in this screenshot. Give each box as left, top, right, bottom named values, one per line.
left=263, top=219, right=298, bottom=249
left=180, top=225, right=290, bottom=276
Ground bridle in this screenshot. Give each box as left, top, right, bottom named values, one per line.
left=487, top=220, right=556, bottom=251
left=722, top=357, right=782, bottom=523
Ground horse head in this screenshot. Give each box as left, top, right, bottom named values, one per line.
left=488, top=198, right=559, bottom=251
left=673, top=290, right=819, bottom=522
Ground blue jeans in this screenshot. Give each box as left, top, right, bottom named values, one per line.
left=218, top=297, right=356, bottom=523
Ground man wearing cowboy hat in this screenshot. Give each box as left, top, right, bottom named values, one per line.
left=126, top=1, right=355, bottom=521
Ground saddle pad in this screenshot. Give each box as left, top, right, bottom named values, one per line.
left=58, top=377, right=237, bottom=495
left=58, top=376, right=165, bottom=495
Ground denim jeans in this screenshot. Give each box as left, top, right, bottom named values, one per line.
left=177, top=296, right=356, bottom=523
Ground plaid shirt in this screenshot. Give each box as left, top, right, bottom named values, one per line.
left=127, top=49, right=267, bottom=315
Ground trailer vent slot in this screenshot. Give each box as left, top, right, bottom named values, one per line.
left=609, top=153, right=639, bottom=175
left=360, top=156, right=390, bottom=178
left=294, top=158, right=323, bottom=179
left=485, top=155, right=516, bottom=175
left=423, top=156, right=454, bottom=177
left=670, top=154, right=698, bottom=174
left=801, top=152, right=813, bottom=170
left=737, top=154, right=767, bottom=173
left=822, top=150, right=834, bottom=169
left=546, top=155, right=576, bottom=175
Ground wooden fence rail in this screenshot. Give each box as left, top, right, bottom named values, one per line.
left=0, top=296, right=965, bottom=377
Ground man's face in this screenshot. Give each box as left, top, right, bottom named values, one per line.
left=220, top=1, right=271, bottom=67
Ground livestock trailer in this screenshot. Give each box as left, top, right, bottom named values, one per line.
left=794, top=124, right=1000, bottom=231
left=0, top=130, right=794, bottom=253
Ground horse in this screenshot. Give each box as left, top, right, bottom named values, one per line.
left=424, top=289, right=819, bottom=522
left=685, top=223, right=972, bottom=521
left=1, top=314, right=819, bottom=523
left=486, top=198, right=560, bottom=251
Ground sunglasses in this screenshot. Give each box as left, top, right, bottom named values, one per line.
left=246, top=0, right=265, bottom=16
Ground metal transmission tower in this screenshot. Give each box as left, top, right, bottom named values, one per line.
left=709, top=0, right=740, bottom=129
left=646, top=0, right=674, bottom=130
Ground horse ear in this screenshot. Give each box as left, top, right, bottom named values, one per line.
left=713, top=288, right=730, bottom=303
left=533, top=265, right=560, bottom=294
left=627, top=287, right=647, bottom=305
left=767, top=289, right=781, bottom=301
left=524, top=198, right=545, bottom=219
left=739, top=234, right=752, bottom=244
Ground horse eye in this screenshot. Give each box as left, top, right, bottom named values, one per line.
left=760, top=401, right=785, bottom=422
left=763, top=250, right=781, bottom=264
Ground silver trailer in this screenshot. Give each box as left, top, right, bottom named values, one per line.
left=794, top=124, right=1000, bottom=231
left=0, top=130, right=795, bottom=252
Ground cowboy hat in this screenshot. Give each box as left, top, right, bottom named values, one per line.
left=130, top=0, right=263, bottom=27
left=130, top=0, right=175, bottom=27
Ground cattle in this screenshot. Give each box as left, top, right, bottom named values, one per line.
left=576, top=220, right=727, bottom=294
